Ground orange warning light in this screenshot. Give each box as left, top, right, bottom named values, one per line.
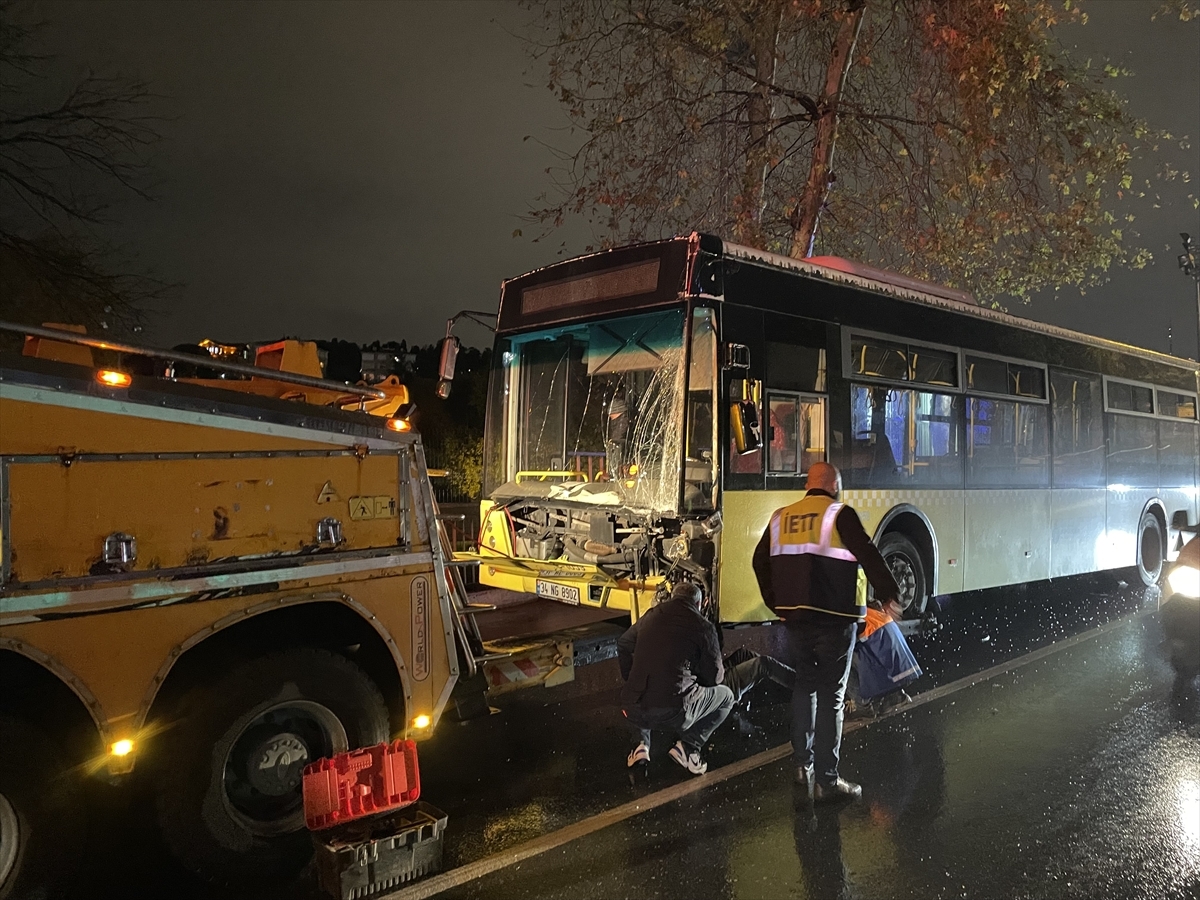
left=96, top=370, right=132, bottom=388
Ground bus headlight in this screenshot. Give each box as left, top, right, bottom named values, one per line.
left=1167, top=565, right=1199, bottom=599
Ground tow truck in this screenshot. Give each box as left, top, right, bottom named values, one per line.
left=0, top=321, right=481, bottom=895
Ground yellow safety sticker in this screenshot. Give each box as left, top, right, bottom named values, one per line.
left=348, top=495, right=397, bottom=520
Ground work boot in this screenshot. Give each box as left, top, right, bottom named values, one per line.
left=881, top=689, right=913, bottom=711
left=627, top=741, right=650, bottom=768
left=814, top=778, right=862, bottom=803
left=668, top=741, right=707, bottom=776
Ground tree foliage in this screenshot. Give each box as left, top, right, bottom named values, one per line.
left=0, top=1, right=166, bottom=336
left=523, top=0, right=1186, bottom=302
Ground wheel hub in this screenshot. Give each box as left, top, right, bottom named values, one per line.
left=889, top=555, right=918, bottom=610
left=247, top=732, right=310, bottom=797
left=222, top=700, right=347, bottom=836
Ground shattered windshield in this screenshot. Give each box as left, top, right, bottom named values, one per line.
left=487, top=308, right=686, bottom=513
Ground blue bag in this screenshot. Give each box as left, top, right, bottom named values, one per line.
left=855, top=611, right=922, bottom=700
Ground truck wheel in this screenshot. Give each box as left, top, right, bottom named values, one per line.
left=877, top=533, right=928, bottom=617
left=1136, top=511, right=1165, bottom=586
left=0, top=715, right=84, bottom=899
left=153, top=649, right=389, bottom=887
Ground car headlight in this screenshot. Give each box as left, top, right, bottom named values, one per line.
left=1167, top=565, right=1200, bottom=599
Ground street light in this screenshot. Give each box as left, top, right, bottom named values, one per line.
left=1179, top=232, right=1200, bottom=361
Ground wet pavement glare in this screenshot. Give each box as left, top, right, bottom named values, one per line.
left=80, top=574, right=1200, bottom=899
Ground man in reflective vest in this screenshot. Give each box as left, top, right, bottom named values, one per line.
left=752, top=462, right=901, bottom=802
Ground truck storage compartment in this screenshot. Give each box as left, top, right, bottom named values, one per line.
left=303, top=740, right=421, bottom=830
left=313, top=801, right=448, bottom=899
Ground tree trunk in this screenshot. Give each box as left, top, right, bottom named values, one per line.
left=789, top=0, right=867, bottom=259
left=732, top=1, right=784, bottom=248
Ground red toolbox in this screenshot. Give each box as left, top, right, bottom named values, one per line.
left=303, top=740, right=421, bottom=831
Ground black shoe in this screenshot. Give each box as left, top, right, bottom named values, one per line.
left=814, top=778, right=862, bottom=803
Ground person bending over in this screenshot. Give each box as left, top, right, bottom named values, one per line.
left=618, top=582, right=733, bottom=775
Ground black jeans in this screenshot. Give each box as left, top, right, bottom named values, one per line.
left=787, top=621, right=857, bottom=785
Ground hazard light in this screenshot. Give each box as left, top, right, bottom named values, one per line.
left=387, top=417, right=413, bottom=433
left=110, top=738, right=135, bottom=757
left=96, top=369, right=132, bottom=388
left=411, top=714, right=431, bottom=729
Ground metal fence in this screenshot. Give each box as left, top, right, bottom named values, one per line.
left=423, top=444, right=477, bottom=505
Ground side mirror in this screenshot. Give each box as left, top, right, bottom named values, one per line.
left=438, top=336, right=459, bottom=381
left=730, top=400, right=761, bottom=454
left=723, top=343, right=750, bottom=370
left=437, top=337, right=459, bottom=399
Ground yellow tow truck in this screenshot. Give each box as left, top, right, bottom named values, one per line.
left=0, top=322, right=477, bottom=894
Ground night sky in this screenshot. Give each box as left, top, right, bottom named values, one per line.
left=30, top=1, right=1200, bottom=358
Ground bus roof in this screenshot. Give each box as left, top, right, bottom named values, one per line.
left=720, top=238, right=1198, bottom=375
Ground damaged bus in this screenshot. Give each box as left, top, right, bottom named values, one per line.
left=469, top=233, right=1199, bottom=625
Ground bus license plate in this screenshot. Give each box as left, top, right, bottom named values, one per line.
left=536, top=580, right=580, bottom=605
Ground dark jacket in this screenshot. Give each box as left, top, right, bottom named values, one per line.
left=617, top=596, right=724, bottom=712
left=752, top=489, right=900, bottom=626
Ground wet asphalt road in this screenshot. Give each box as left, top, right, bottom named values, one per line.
left=78, top=573, right=1199, bottom=900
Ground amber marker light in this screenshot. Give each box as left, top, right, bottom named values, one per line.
left=96, top=369, right=132, bottom=388
left=110, top=738, right=135, bottom=757
left=387, top=417, right=413, bottom=432
left=411, top=714, right=432, bottom=729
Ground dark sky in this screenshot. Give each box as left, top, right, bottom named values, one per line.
left=30, top=0, right=1200, bottom=358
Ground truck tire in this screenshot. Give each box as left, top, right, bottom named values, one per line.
left=0, top=715, right=84, bottom=900
left=877, top=532, right=929, bottom=617
left=153, top=649, right=389, bottom=887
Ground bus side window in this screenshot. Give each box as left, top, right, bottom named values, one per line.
left=850, top=386, right=963, bottom=487
left=1049, top=369, right=1105, bottom=488
left=767, top=392, right=826, bottom=477
left=966, top=397, right=1049, bottom=487
left=768, top=395, right=799, bottom=473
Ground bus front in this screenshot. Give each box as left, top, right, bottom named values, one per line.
left=477, top=236, right=724, bottom=621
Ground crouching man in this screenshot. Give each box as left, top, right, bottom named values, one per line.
left=618, top=582, right=733, bottom=775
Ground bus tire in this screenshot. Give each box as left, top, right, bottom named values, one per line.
left=1136, top=511, right=1166, bottom=587
left=153, top=648, right=389, bottom=888
left=877, top=532, right=929, bottom=617
left=0, top=715, right=84, bottom=900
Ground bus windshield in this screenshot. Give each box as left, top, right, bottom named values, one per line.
left=485, top=308, right=687, bottom=513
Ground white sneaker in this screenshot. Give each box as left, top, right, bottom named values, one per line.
left=627, top=742, right=650, bottom=767
left=668, top=740, right=707, bottom=775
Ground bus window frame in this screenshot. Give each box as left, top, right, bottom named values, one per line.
left=684, top=303, right=720, bottom=512
left=963, top=349, right=1049, bottom=404
left=840, top=326, right=964, bottom=392
left=765, top=390, right=828, bottom=477
left=1156, top=387, right=1199, bottom=421
left=1102, top=375, right=1158, bottom=419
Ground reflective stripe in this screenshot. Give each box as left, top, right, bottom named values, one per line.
left=773, top=604, right=863, bottom=618
left=769, top=500, right=858, bottom=562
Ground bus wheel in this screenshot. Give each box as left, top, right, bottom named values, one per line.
left=878, top=533, right=928, bottom=617
left=0, top=715, right=84, bottom=900
left=1136, top=512, right=1165, bottom=586
left=154, top=649, right=389, bottom=887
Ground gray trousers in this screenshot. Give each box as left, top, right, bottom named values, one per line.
left=626, top=683, right=735, bottom=751
left=722, top=653, right=797, bottom=702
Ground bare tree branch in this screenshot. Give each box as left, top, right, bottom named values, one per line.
left=519, top=0, right=1180, bottom=301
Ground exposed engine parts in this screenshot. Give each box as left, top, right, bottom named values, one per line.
left=493, top=497, right=722, bottom=617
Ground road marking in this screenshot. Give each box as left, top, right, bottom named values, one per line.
left=381, top=608, right=1151, bottom=900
